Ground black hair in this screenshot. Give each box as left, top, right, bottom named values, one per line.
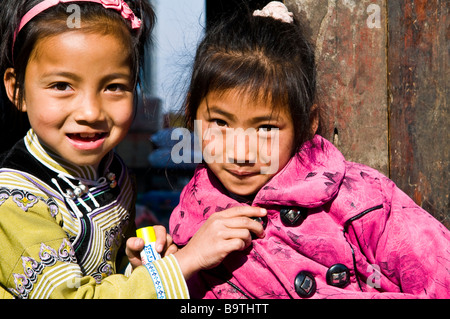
left=0, top=0, right=155, bottom=153
left=184, top=4, right=323, bottom=156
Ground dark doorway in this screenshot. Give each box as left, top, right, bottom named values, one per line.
left=206, top=0, right=270, bottom=28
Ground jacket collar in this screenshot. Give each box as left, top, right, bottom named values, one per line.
left=252, top=135, right=346, bottom=208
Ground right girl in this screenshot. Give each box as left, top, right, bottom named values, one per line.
left=0, top=0, right=265, bottom=299
left=170, top=2, right=450, bottom=299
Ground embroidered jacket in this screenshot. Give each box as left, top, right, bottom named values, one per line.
left=170, top=135, right=450, bottom=299
left=0, top=130, right=189, bottom=299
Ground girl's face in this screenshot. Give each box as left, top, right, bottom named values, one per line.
left=15, top=31, right=134, bottom=170
left=196, top=89, right=295, bottom=196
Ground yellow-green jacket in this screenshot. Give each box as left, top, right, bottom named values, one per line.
left=0, top=130, right=188, bottom=299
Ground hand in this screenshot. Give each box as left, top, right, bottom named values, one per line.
left=174, top=206, right=267, bottom=279
left=126, top=225, right=178, bottom=270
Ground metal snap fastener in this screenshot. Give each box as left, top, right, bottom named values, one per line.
left=294, top=271, right=316, bottom=298
left=280, top=207, right=307, bottom=226
left=326, top=264, right=350, bottom=288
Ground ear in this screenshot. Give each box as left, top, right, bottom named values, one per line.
left=3, top=68, right=26, bottom=112
left=310, top=104, right=319, bottom=136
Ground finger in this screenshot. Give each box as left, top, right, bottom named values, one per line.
left=158, top=234, right=174, bottom=254
left=153, top=225, right=168, bottom=253
left=220, top=228, right=253, bottom=242
left=126, top=237, right=144, bottom=269
left=220, top=206, right=267, bottom=219
left=226, top=237, right=253, bottom=252
left=164, top=243, right=179, bottom=256
left=126, top=237, right=144, bottom=252
left=222, top=217, right=265, bottom=238
left=165, top=234, right=174, bottom=248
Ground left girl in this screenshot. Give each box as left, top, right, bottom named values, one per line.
left=0, top=0, right=265, bottom=299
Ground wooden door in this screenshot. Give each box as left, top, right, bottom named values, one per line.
left=388, top=0, right=448, bottom=227
left=286, top=0, right=448, bottom=227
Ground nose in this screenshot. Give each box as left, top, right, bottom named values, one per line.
left=73, top=92, right=105, bottom=123
left=226, top=130, right=257, bottom=164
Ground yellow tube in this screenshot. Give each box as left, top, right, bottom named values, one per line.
left=136, top=226, right=161, bottom=263
left=136, top=226, right=157, bottom=244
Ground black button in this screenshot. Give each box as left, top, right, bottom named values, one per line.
left=294, top=271, right=316, bottom=298
left=251, top=216, right=267, bottom=239
left=280, top=207, right=307, bottom=226
left=326, top=264, right=350, bottom=288
left=252, top=216, right=267, bottom=228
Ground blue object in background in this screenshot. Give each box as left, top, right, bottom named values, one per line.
left=136, top=190, right=183, bottom=228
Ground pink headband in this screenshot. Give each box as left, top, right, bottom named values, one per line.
left=13, top=0, right=141, bottom=49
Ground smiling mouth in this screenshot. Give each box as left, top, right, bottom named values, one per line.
left=228, top=169, right=259, bottom=178
left=67, top=133, right=108, bottom=143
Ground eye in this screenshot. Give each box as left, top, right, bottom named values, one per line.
left=106, top=83, right=128, bottom=92
left=258, top=125, right=278, bottom=132
left=212, top=119, right=228, bottom=127
left=50, top=82, right=72, bottom=91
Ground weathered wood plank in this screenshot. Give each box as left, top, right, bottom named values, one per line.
left=288, top=0, right=448, bottom=227
left=388, top=0, right=449, bottom=227
left=286, top=0, right=389, bottom=175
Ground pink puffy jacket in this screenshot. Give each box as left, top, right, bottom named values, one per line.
left=170, top=136, right=450, bottom=299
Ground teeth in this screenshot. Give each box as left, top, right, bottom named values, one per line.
left=80, top=133, right=97, bottom=138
